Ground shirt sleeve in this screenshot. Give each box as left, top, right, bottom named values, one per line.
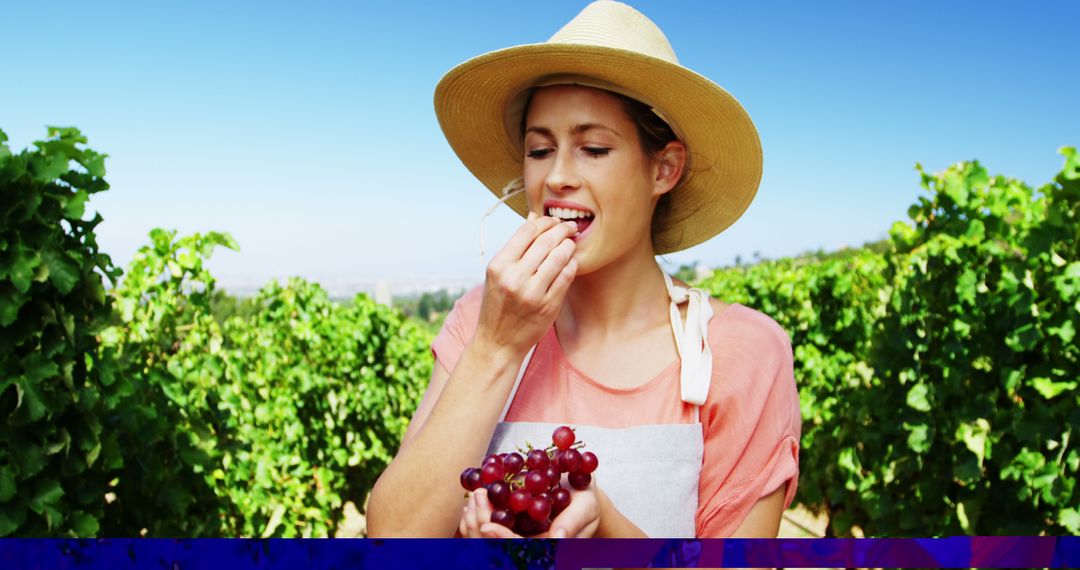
left=430, top=285, right=485, bottom=373
left=696, top=306, right=801, bottom=537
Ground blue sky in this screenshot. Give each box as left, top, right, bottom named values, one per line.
left=4, top=1, right=1078, bottom=290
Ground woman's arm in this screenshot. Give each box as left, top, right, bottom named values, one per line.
left=728, top=485, right=786, bottom=537
left=593, top=486, right=648, bottom=538
left=366, top=340, right=526, bottom=537
left=367, top=215, right=579, bottom=537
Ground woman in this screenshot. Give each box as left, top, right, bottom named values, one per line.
left=367, top=1, right=800, bottom=539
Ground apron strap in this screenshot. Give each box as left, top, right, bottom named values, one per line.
left=497, top=261, right=713, bottom=423
left=661, top=267, right=714, bottom=412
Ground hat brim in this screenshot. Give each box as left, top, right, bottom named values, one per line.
left=435, top=43, right=762, bottom=254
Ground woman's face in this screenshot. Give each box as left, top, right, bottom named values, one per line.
left=522, top=85, right=667, bottom=274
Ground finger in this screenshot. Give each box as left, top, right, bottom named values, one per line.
left=492, top=216, right=560, bottom=266
left=464, top=492, right=482, bottom=538
left=527, top=211, right=537, bottom=221
left=518, top=221, right=578, bottom=273
left=542, top=256, right=578, bottom=302
left=530, top=237, right=576, bottom=294
left=474, top=488, right=494, bottom=527
left=480, top=523, right=522, bottom=539
left=548, top=512, right=579, bottom=540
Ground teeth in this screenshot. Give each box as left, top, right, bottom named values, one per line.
left=547, top=206, right=594, bottom=219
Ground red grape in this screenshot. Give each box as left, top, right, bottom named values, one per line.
left=552, top=488, right=571, bottom=514
left=544, top=466, right=561, bottom=489
left=524, top=470, right=548, bottom=494
left=568, top=472, right=591, bottom=490
left=491, top=509, right=514, bottom=528
left=534, top=518, right=551, bottom=534
left=579, top=451, right=598, bottom=474
left=487, top=481, right=510, bottom=508
left=560, top=449, right=582, bottom=473
left=527, top=496, right=552, bottom=521
left=552, top=426, right=575, bottom=450
left=480, top=462, right=505, bottom=485
left=550, top=449, right=564, bottom=473
left=514, top=512, right=538, bottom=535
left=503, top=452, right=525, bottom=474
left=456, top=429, right=600, bottom=536
left=508, top=489, right=532, bottom=513
left=465, top=468, right=482, bottom=491
left=526, top=449, right=549, bottom=471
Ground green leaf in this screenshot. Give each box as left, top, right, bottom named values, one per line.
left=1030, top=377, right=1077, bottom=399
left=956, top=418, right=991, bottom=467
left=956, top=501, right=971, bottom=533
left=963, top=219, right=985, bottom=242
left=956, top=270, right=978, bottom=306
left=70, top=511, right=100, bottom=537
left=0, top=467, right=15, bottom=502
left=1006, top=323, right=1041, bottom=352
left=906, top=383, right=932, bottom=412
left=4, top=249, right=41, bottom=293
left=0, top=287, right=25, bottom=326
left=1047, top=320, right=1076, bottom=344
left=31, top=153, right=70, bottom=184
left=0, top=509, right=20, bottom=537
left=905, top=422, right=931, bottom=454
left=63, top=189, right=89, bottom=219
left=15, top=379, right=49, bottom=422
left=13, top=444, right=46, bottom=478
left=79, top=150, right=107, bottom=178
left=41, top=248, right=80, bottom=294
left=1060, top=508, right=1080, bottom=534
left=28, top=479, right=63, bottom=514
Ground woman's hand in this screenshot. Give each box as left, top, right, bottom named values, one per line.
left=474, top=212, right=579, bottom=358
left=459, top=481, right=601, bottom=539
left=458, top=488, right=496, bottom=538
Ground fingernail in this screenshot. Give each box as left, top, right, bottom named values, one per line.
left=554, top=529, right=567, bottom=538
left=528, top=211, right=537, bottom=221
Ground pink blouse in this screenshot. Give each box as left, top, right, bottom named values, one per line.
left=431, top=285, right=801, bottom=537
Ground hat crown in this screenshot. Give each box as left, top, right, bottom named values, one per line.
left=547, top=1, right=678, bottom=64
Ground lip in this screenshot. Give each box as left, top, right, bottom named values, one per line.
left=540, top=198, right=600, bottom=242
left=542, top=199, right=595, bottom=216
left=541, top=199, right=596, bottom=243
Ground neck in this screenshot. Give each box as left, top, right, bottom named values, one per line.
left=557, top=246, right=672, bottom=345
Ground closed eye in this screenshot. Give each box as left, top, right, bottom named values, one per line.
left=526, top=148, right=553, bottom=159
left=583, top=147, right=611, bottom=157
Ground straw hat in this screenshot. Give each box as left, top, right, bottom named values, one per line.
left=434, top=0, right=762, bottom=254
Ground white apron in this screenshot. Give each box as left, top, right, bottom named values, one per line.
left=484, top=265, right=715, bottom=537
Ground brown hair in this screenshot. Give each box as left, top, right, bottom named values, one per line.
left=519, top=86, right=683, bottom=252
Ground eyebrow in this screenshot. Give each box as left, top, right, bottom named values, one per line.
left=525, top=123, right=624, bottom=139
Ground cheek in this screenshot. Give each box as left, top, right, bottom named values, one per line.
left=523, top=169, right=545, bottom=212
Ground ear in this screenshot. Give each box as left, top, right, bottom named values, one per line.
left=652, top=141, right=687, bottom=197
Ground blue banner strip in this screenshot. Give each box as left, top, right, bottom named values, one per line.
left=0, top=537, right=1075, bottom=569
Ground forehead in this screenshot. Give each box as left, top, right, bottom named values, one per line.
left=524, top=85, right=631, bottom=130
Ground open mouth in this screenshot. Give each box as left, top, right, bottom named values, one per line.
left=546, top=205, right=595, bottom=237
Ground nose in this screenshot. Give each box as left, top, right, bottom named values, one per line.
left=545, top=148, right=581, bottom=194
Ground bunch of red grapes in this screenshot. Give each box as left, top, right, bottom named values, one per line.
left=460, top=425, right=598, bottom=536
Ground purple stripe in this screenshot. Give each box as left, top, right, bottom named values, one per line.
left=0, top=537, right=1074, bottom=569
